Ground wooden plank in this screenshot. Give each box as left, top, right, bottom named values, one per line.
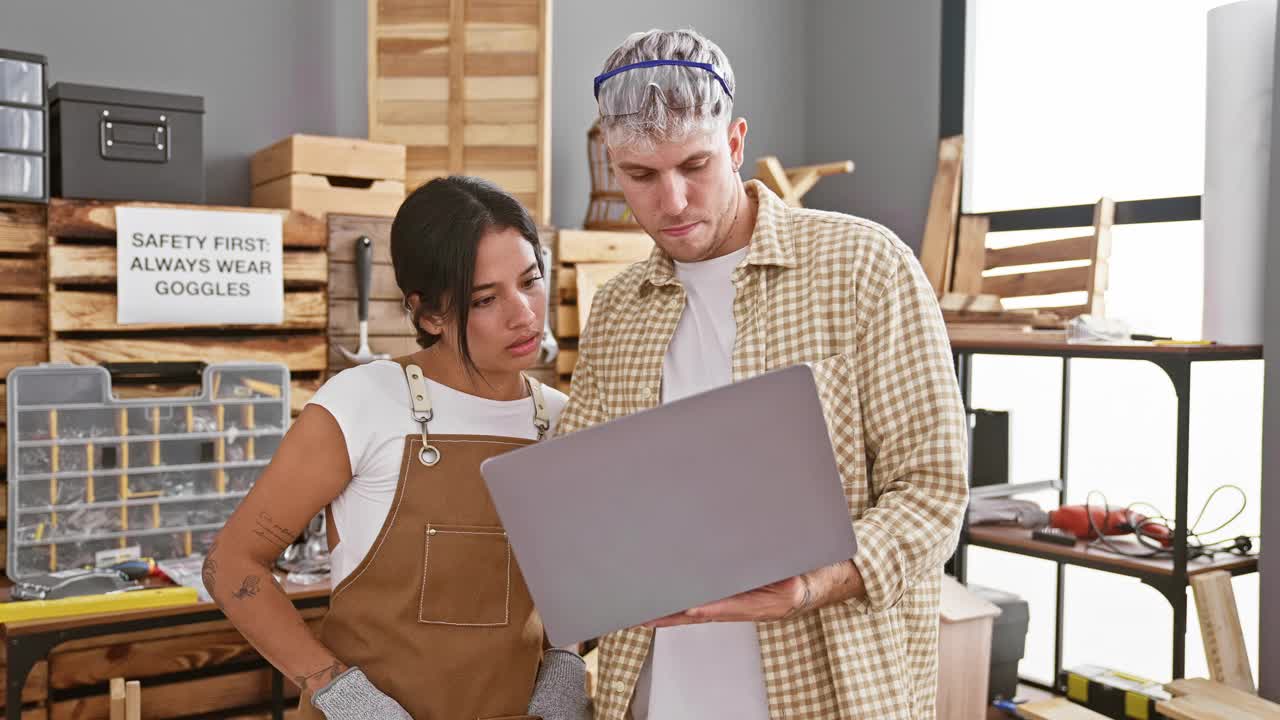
left=0, top=341, right=46, bottom=379
left=465, top=144, right=538, bottom=167
left=951, top=215, right=989, bottom=295
left=447, top=0, right=465, bottom=173
left=460, top=169, right=537, bottom=193
left=1191, top=572, right=1255, bottom=692
left=109, top=678, right=125, bottom=720
left=250, top=134, right=406, bottom=186
left=0, top=202, right=46, bottom=253
left=0, top=298, right=47, bottom=337
left=51, top=336, right=327, bottom=373
left=0, top=660, right=47, bottom=707
left=985, top=236, right=1094, bottom=270
left=327, top=215, right=393, bottom=263
left=1018, top=698, right=1111, bottom=720
left=1164, top=678, right=1280, bottom=718
left=377, top=0, right=449, bottom=24
left=329, top=260, right=401, bottom=300
left=1085, top=197, right=1115, bottom=317
left=328, top=334, right=421, bottom=373
left=575, top=263, right=631, bottom=333
left=50, top=667, right=300, bottom=720
left=466, top=1, right=539, bottom=25
left=556, top=231, right=652, bottom=264
left=46, top=199, right=326, bottom=248
left=556, top=304, right=578, bottom=338
left=556, top=348, right=578, bottom=376
left=51, top=291, right=327, bottom=333
left=464, top=123, right=538, bottom=146
left=47, top=245, right=326, bottom=287
left=983, top=266, right=1092, bottom=299
left=0, top=257, right=46, bottom=296
left=919, top=135, right=964, bottom=296
left=329, top=298, right=410, bottom=336
left=124, top=681, right=140, bottom=720
left=1157, top=691, right=1280, bottom=720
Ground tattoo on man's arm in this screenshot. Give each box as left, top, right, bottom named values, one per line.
left=231, top=575, right=261, bottom=600
left=201, top=541, right=219, bottom=596
left=295, top=660, right=345, bottom=693
left=252, top=511, right=297, bottom=550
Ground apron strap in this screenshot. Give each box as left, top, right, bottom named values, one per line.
left=524, top=374, right=551, bottom=440
left=403, top=363, right=440, bottom=466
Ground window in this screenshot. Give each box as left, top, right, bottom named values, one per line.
left=949, top=0, right=1263, bottom=686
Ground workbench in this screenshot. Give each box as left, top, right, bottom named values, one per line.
left=0, top=578, right=328, bottom=719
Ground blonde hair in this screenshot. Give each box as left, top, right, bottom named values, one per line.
left=596, top=28, right=736, bottom=150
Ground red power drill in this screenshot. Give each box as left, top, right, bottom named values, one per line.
left=1048, top=505, right=1172, bottom=547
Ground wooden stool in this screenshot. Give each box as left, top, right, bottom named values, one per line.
left=753, top=156, right=854, bottom=207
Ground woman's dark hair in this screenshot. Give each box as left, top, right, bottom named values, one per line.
left=390, top=176, right=544, bottom=372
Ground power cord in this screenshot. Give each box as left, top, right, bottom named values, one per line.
left=1080, top=486, right=1259, bottom=560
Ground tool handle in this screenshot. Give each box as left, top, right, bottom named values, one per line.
left=355, top=235, right=373, bottom=323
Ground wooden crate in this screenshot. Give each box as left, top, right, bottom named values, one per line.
left=45, top=199, right=328, bottom=414
left=0, top=202, right=50, bottom=570
left=251, top=135, right=407, bottom=220
left=368, top=0, right=553, bottom=224
left=551, top=230, right=652, bottom=391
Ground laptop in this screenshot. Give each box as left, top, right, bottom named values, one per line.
left=480, top=364, right=858, bottom=647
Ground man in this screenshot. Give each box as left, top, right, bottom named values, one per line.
left=557, top=29, right=969, bottom=720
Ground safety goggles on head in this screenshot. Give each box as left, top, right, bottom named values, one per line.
left=593, top=59, right=733, bottom=117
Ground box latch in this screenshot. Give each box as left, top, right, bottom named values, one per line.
left=100, top=112, right=170, bottom=163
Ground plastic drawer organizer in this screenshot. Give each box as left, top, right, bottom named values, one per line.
left=6, top=362, right=290, bottom=580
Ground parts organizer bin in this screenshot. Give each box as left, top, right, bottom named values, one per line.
left=6, top=362, right=290, bottom=580
left=0, top=49, right=48, bottom=202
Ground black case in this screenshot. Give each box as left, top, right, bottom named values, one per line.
left=0, top=48, right=49, bottom=203
left=49, top=82, right=204, bottom=203
left=969, top=584, right=1030, bottom=702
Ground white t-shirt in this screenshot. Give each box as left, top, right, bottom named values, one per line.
left=306, top=359, right=568, bottom=587
left=632, top=246, right=770, bottom=719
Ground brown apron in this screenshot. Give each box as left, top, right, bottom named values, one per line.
left=298, top=356, right=551, bottom=720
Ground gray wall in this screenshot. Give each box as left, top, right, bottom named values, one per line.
left=806, top=0, right=942, bottom=252
left=0, top=0, right=368, bottom=207
left=1260, top=9, right=1280, bottom=701
left=549, top=0, right=810, bottom=229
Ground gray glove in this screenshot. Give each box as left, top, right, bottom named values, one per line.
left=528, top=649, right=592, bottom=720
left=311, top=667, right=412, bottom=720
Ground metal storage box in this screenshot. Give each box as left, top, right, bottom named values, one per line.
left=49, top=82, right=204, bottom=203
left=0, top=49, right=48, bottom=202
left=6, top=362, right=290, bottom=580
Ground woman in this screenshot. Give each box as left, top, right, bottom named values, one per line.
left=206, top=177, right=591, bottom=719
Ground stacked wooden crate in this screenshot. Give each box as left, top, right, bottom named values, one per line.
left=0, top=202, right=49, bottom=574
left=44, top=199, right=329, bottom=415
left=251, top=134, right=406, bottom=220
left=551, top=230, right=652, bottom=392
left=368, top=0, right=552, bottom=223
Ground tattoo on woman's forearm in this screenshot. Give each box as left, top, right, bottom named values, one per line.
left=253, top=511, right=296, bottom=550
left=201, top=541, right=219, bottom=596
left=231, top=575, right=261, bottom=600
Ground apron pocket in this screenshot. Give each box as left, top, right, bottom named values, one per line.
left=419, top=523, right=512, bottom=626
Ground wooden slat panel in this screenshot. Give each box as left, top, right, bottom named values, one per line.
left=329, top=299, right=411, bottom=335
left=327, top=215, right=394, bottom=262
left=983, top=266, right=1092, bottom=299
left=375, top=125, right=449, bottom=147
left=328, top=334, right=421, bottom=373
left=0, top=202, right=46, bottom=254
left=951, top=215, right=989, bottom=295
left=466, top=76, right=538, bottom=100
left=52, top=336, right=327, bottom=373
left=378, top=99, right=449, bottom=125
left=465, top=145, right=538, bottom=167
left=49, top=667, right=300, bottom=720
left=985, top=235, right=1094, bottom=270
left=460, top=169, right=537, bottom=193
left=377, top=50, right=536, bottom=78
left=377, top=77, right=449, bottom=102
left=919, top=135, right=963, bottom=295
left=575, top=263, right=632, bottom=330
left=0, top=257, right=46, bottom=296
left=465, top=52, right=539, bottom=75
left=329, top=261, right=401, bottom=300
left=48, top=246, right=326, bottom=287
left=406, top=146, right=451, bottom=169
left=465, top=25, right=538, bottom=52
left=0, top=341, right=47, bottom=379
left=556, top=231, right=652, bottom=264
left=466, top=1, right=539, bottom=25
left=46, top=199, right=325, bottom=248
left=51, top=291, right=327, bottom=332
left=377, top=0, right=449, bottom=24
left=0, top=298, right=47, bottom=337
